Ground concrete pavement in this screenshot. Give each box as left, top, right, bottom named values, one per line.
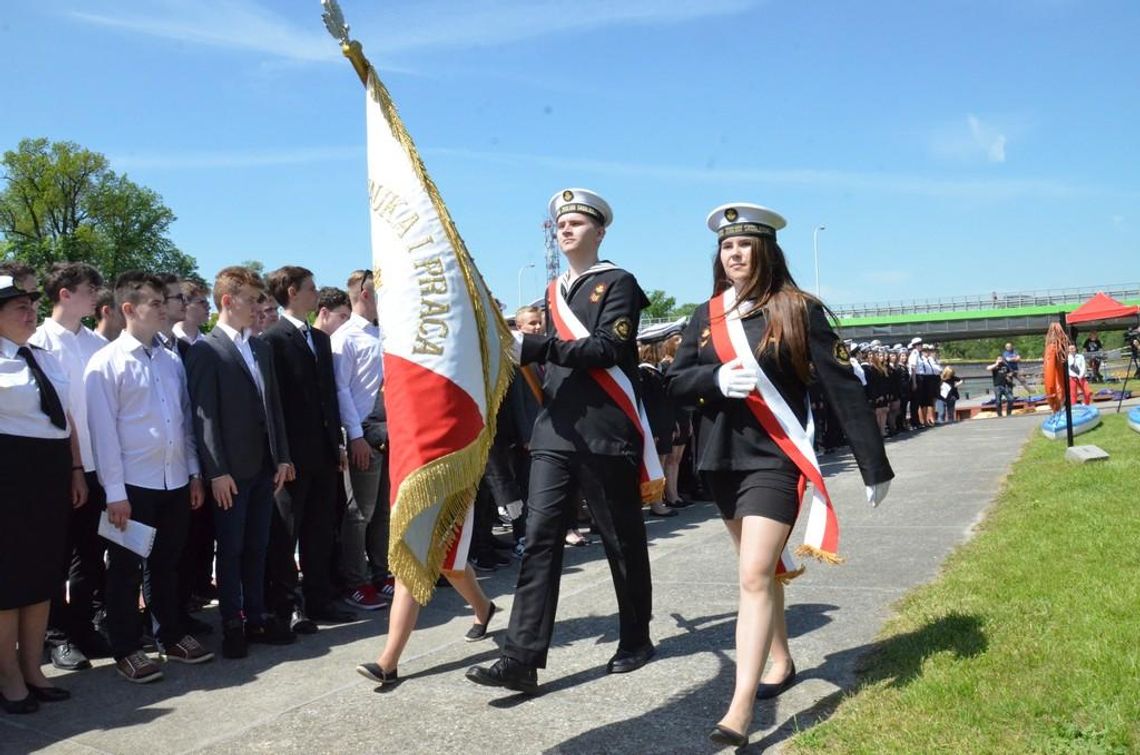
left=1, top=413, right=1044, bottom=754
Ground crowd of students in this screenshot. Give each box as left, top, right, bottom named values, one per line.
left=0, top=259, right=393, bottom=709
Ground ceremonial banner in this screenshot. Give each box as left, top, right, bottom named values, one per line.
left=363, top=68, right=513, bottom=605
left=708, top=288, right=843, bottom=581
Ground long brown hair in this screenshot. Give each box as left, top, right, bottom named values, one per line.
left=712, top=236, right=824, bottom=383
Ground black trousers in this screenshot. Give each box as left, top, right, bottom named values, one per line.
left=178, top=486, right=216, bottom=608
left=47, top=471, right=107, bottom=647
left=510, top=448, right=531, bottom=542
left=267, top=464, right=339, bottom=617
left=106, top=485, right=190, bottom=659
left=504, top=451, right=652, bottom=668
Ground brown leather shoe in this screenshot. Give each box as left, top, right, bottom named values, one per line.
left=116, top=651, right=163, bottom=683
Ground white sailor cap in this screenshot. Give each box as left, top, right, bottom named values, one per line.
left=549, top=188, right=613, bottom=227
left=892, top=343, right=903, bottom=350
left=706, top=202, right=787, bottom=241
left=869, top=339, right=881, bottom=347
left=909, top=337, right=922, bottom=346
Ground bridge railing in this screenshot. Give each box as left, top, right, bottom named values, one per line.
left=831, top=283, right=1140, bottom=319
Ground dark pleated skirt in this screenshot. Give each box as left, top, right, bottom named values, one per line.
left=0, top=433, right=71, bottom=609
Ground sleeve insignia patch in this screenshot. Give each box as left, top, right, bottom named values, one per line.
left=834, top=341, right=850, bottom=363
left=613, top=317, right=633, bottom=340
left=590, top=282, right=607, bottom=302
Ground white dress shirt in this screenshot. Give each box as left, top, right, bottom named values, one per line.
left=213, top=321, right=266, bottom=402
left=0, top=337, right=72, bottom=440
left=84, top=331, right=200, bottom=503
left=281, top=312, right=316, bottom=355
left=172, top=322, right=201, bottom=345
left=29, top=318, right=106, bottom=469
left=331, top=313, right=382, bottom=441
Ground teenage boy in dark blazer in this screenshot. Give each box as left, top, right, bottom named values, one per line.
left=261, top=267, right=354, bottom=632
left=185, top=266, right=295, bottom=658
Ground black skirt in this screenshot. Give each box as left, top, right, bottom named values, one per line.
left=703, top=468, right=801, bottom=525
left=0, top=434, right=72, bottom=609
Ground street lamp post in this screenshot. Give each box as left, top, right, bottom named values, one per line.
left=517, top=263, right=535, bottom=308
left=813, top=225, right=826, bottom=297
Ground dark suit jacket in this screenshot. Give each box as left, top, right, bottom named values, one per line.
left=260, top=318, right=340, bottom=472
left=185, top=326, right=291, bottom=481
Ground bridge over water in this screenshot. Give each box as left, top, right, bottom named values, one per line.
left=831, top=283, right=1140, bottom=342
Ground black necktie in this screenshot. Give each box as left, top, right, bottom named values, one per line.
left=17, top=346, right=67, bottom=430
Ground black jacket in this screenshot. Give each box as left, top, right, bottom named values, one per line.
left=667, top=301, right=893, bottom=486
left=520, top=264, right=650, bottom=457
left=185, top=327, right=291, bottom=481
left=260, top=318, right=341, bottom=472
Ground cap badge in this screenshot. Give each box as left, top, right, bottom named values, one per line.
left=562, top=190, right=574, bottom=202
left=724, top=207, right=738, bottom=222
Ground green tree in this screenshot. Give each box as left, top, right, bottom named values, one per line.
left=241, top=259, right=265, bottom=276
left=643, top=289, right=676, bottom=320
left=0, top=137, right=197, bottom=281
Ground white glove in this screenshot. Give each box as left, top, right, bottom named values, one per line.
left=716, top=357, right=759, bottom=399
left=510, top=330, right=523, bottom=361
left=865, top=480, right=891, bottom=508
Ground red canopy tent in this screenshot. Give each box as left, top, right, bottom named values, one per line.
left=1067, top=292, right=1139, bottom=326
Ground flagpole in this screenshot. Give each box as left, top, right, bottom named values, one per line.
left=321, top=0, right=370, bottom=86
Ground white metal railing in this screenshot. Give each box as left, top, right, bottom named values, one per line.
left=830, top=283, right=1140, bottom=319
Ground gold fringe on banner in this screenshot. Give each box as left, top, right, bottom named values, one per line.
left=352, top=52, right=515, bottom=605
left=775, top=566, right=806, bottom=585
left=794, top=544, right=845, bottom=565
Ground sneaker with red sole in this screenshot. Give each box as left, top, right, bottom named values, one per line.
left=345, top=584, right=388, bottom=610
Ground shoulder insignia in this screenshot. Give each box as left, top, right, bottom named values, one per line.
left=613, top=317, right=633, bottom=341
left=590, top=282, right=607, bottom=302
left=834, top=341, right=850, bottom=364
left=699, top=327, right=711, bottom=349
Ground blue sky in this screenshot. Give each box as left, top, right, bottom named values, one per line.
left=3, top=0, right=1138, bottom=309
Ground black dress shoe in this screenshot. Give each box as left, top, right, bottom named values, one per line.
left=709, top=724, right=748, bottom=748
left=355, top=662, right=399, bottom=688
left=0, top=691, right=38, bottom=714
left=465, top=657, right=538, bottom=694
left=308, top=605, right=357, bottom=624
left=756, top=661, right=796, bottom=699
left=50, top=642, right=91, bottom=671
left=221, top=622, right=248, bottom=659
left=246, top=618, right=296, bottom=645
left=606, top=642, right=655, bottom=674
left=289, top=610, right=318, bottom=635
left=26, top=684, right=70, bottom=703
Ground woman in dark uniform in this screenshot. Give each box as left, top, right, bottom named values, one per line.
left=0, top=275, right=87, bottom=713
left=667, top=204, right=893, bottom=746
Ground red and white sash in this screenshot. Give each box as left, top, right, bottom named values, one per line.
left=708, top=288, right=842, bottom=580
left=548, top=274, right=665, bottom=503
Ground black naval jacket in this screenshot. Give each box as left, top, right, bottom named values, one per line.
left=667, top=301, right=894, bottom=487
left=519, top=263, right=650, bottom=457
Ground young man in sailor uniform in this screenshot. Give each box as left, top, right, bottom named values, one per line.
left=466, top=188, right=656, bottom=694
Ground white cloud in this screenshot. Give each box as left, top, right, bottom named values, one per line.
left=423, top=146, right=1096, bottom=201
left=61, top=0, right=758, bottom=62
left=930, top=114, right=1011, bottom=164
left=967, top=115, right=1007, bottom=163
left=109, top=145, right=361, bottom=170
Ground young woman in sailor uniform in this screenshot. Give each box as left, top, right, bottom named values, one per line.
left=667, top=203, right=894, bottom=747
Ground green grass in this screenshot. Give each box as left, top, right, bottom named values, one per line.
left=788, top=412, right=1140, bottom=754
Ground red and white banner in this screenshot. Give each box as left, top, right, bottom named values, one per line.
left=548, top=277, right=665, bottom=503
left=365, top=69, right=513, bottom=604
left=707, top=288, right=842, bottom=580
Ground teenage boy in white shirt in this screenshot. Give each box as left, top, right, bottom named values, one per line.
left=85, top=271, right=214, bottom=683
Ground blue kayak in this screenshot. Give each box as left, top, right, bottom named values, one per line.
left=1041, top=405, right=1101, bottom=440
left=1129, top=406, right=1140, bottom=434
